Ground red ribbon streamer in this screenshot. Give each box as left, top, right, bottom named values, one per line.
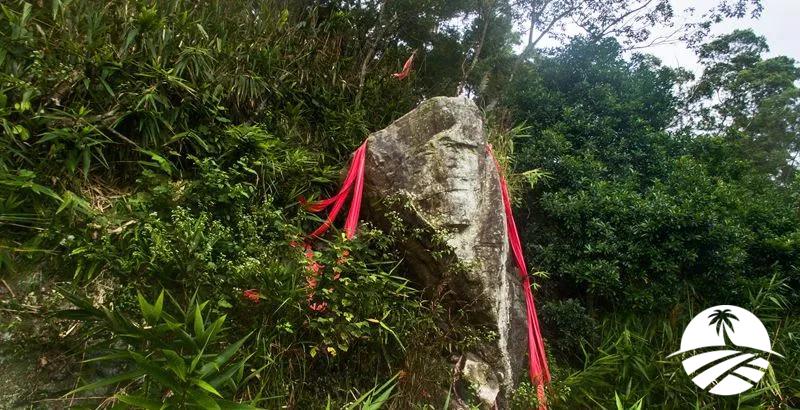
left=487, top=144, right=550, bottom=407
left=391, top=51, right=415, bottom=80
left=302, top=141, right=368, bottom=240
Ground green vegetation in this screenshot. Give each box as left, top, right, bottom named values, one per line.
left=1, top=0, right=797, bottom=408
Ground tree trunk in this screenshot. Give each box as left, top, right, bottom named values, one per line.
left=355, top=0, right=391, bottom=106
left=457, top=1, right=493, bottom=96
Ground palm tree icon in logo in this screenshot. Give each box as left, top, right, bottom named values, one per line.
left=669, top=305, right=782, bottom=396
left=709, top=308, right=738, bottom=347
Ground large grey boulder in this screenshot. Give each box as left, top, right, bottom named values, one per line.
left=362, top=96, right=529, bottom=406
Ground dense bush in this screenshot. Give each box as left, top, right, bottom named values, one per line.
left=506, top=34, right=800, bottom=408
left=0, top=1, right=437, bottom=406
left=508, top=38, right=800, bottom=311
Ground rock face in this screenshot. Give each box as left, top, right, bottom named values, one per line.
left=363, top=96, right=529, bottom=406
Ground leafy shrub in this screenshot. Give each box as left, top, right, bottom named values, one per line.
left=60, top=289, right=256, bottom=409
left=540, top=299, right=595, bottom=363
left=509, top=37, right=800, bottom=313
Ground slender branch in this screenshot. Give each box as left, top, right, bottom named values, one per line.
left=622, top=25, right=685, bottom=51
left=526, top=0, right=552, bottom=47
left=355, top=0, right=391, bottom=106
left=530, top=5, right=576, bottom=49
left=457, top=1, right=494, bottom=96
left=507, top=2, right=577, bottom=89
left=1, top=279, right=15, bottom=298
left=590, top=0, right=655, bottom=41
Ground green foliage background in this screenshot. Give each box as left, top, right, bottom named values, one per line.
left=0, top=0, right=798, bottom=408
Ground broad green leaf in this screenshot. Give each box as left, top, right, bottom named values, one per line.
left=161, top=349, right=187, bottom=381
left=207, top=354, right=252, bottom=389
left=137, top=149, right=174, bottom=176
left=190, top=350, right=204, bottom=374
left=137, top=291, right=155, bottom=323
left=82, top=351, right=132, bottom=363
left=188, top=390, right=221, bottom=409
left=345, top=373, right=399, bottom=410
left=129, top=352, right=179, bottom=390
left=200, top=314, right=226, bottom=347
left=363, top=374, right=398, bottom=410
left=153, top=290, right=164, bottom=322
left=68, top=370, right=145, bottom=395
left=196, top=23, right=208, bottom=39
left=194, top=379, right=223, bottom=398
left=193, top=304, right=205, bottom=338
left=121, top=28, right=139, bottom=54
left=116, top=394, right=164, bottom=410
left=198, top=330, right=249, bottom=377
left=20, top=2, right=31, bottom=25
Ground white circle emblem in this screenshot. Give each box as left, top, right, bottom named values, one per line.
left=668, top=305, right=782, bottom=396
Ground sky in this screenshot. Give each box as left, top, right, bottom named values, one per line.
left=522, top=0, right=800, bottom=75
left=640, top=0, right=800, bottom=74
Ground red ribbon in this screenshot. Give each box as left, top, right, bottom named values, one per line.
left=487, top=144, right=550, bottom=408
left=391, top=52, right=415, bottom=80
left=301, top=141, right=550, bottom=406
left=301, top=141, right=368, bottom=240
left=299, top=142, right=367, bottom=315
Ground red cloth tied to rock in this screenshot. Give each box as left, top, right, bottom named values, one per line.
left=301, top=141, right=368, bottom=240
left=486, top=144, right=550, bottom=407
left=300, top=141, right=550, bottom=407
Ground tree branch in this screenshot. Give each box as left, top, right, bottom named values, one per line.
left=458, top=1, right=494, bottom=96
left=355, top=0, right=391, bottom=106
left=531, top=4, right=577, bottom=49
left=590, top=0, right=655, bottom=41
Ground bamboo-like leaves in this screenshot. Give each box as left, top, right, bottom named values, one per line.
left=61, top=288, right=257, bottom=408
left=199, top=332, right=252, bottom=378
left=67, top=369, right=146, bottom=395
left=343, top=373, right=399, bottom=410
left=137, top=289, right=164, bottom=325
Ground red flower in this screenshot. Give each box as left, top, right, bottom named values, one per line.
left=243, top=289, right=260, bottom=303
left=336, top=249, right=350, bottom=265
left=309, top=301, right=328, bottom=312
left=306, top=261, right=323, bottom=274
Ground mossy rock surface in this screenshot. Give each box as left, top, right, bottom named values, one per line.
left=363, top=96, right=530, bottom=407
